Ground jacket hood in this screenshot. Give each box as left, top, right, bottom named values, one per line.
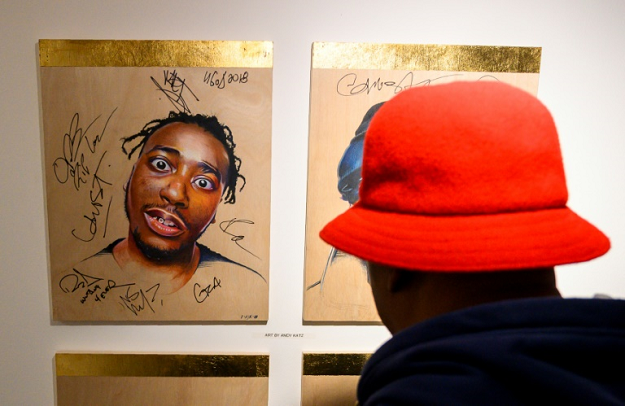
left=359, top=297, right=625, bottom=405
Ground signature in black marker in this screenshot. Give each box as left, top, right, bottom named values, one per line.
left=219, top=218, right=259, bottom=259
left=59, top=268, right=134, bottom=304
left=119, top=284, right=161, bottom=316
left=59, top=268, right=104, bottom=293
left=71, top=151, right=113, bottom=242
left=53, top=109, right=117, bottom=242
left=194, top=277, right=222, bottom=303
left=337, top=72, right=469, bottom=96
left=151, top=69, right=199, bottom=113
left=53, top=109, right=116, bottom=189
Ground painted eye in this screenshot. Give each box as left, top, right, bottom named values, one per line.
left=194, top=177, right=216, bottom=191
left=151, top=158, right=171, bottom=172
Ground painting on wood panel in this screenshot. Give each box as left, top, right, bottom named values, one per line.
left=56, top=353, right=268, bottom=405
left=40, top=40, right=272, bottom=322
left=301, top=353, right=371, bottom=406
left=303, top=42, right=541, bottom=323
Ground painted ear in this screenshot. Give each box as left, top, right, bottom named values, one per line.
left=124, top=165, right=137, bottom=192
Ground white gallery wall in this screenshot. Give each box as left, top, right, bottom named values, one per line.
left=1, top=1, right=624, bottom=404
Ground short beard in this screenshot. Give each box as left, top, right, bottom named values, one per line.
left=124, top=179, right=209, bottom=263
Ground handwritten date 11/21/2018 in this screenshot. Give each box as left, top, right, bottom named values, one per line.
left=204, top=70, right=249, bottom=90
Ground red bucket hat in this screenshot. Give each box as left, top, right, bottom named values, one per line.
left=320, top=81, right=610, bottom=272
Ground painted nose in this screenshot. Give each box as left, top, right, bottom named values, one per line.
left=160, top=179, right=189, bottom=208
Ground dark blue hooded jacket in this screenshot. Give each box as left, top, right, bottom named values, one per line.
left=358, top=297, right=625, bottom=405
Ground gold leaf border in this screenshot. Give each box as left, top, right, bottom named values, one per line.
left=39, top=40, right=273, bottom=68
left=312, top=42, right=541, bottom=73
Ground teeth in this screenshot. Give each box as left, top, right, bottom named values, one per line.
left=154, top=215, right=177, bottom=228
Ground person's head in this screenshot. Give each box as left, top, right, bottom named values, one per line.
left=320, top=82, right=610, bottom=333
left=121, top=112, right=245, bottom=261
left=337, top=102, right=385, bottom=205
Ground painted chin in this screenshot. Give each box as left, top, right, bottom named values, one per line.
left=143, top=208, right=186, bottom=238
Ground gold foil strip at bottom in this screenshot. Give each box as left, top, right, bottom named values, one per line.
left=56, top=353, right=269, bottom=377
left=303, top=353, right=371, bottom=376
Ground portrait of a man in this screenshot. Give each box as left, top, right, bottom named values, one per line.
left=40, top=40, right=272, bottom=322
left=74, top=112, right=265, bottom=295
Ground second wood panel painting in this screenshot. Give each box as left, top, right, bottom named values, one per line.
left=303, top=42, right=541, bottom=323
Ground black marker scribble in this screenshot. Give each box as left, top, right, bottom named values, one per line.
left=59, top=269, right=162, bottom=315
left=53, top=109, right=117, bottom=189
left=71, top=152, right=113, bottom=242
left=151, top=70, right=199, bottom=113
left=194, top=277, right=222, bottom=303
left=219, top=218, right=259, bottom=259
left=119, top=284, right=161, bottom=316
left=337, top=72, right=465, bottom=96
left=59, top=269, right=134, bottom=305
left=59, top=268, right=104, bottom=293
left=53, top=109, right=117, bottom=242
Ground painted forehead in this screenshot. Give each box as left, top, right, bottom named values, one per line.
left=142, top=122, right=230, bottom=177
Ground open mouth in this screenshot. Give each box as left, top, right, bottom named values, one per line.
left=143, top=208, right=186, bottom=237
